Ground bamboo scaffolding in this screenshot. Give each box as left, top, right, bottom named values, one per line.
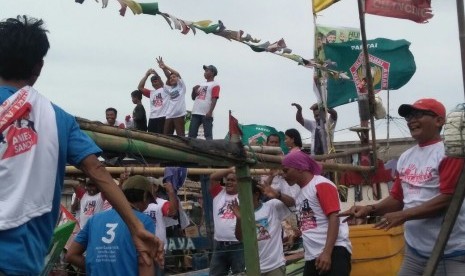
left=78, top=118, right=251, bottom=165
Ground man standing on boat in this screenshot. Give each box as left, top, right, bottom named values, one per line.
left=138, top=68, right=168, bottom=134
left=340, top=98, right=465, bottom=275
left=292, top=102, right=337, bottom=155
left=0, top=15, right=162, bottom=275
left=188, top=65, right=220, bottom=140
left=282, top=150, right=352, bottom=276
left=209, top=168, right=245, bottom=275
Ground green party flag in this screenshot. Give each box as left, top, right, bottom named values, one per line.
left=324, top=38, right=416, bottom=108
left=225, top=124, right=288, bottom=154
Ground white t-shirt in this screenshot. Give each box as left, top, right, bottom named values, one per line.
left=396, top=142, right=465, bottom=256
left=144, top=199, right=169, bottom=248
left=192, top=81, right=220, bottom=116
left=212, top=188, right=239, bottom=241
left=296, top=175, right=351, bottom=260
left=163, top=79, right=187, bottom=119
left=149, top=87, right=169, bottom=119
left=255, top=199, right=291, bottom=273
left=79, top=192, right=105, bottom=229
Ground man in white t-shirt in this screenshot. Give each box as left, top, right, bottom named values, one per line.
left=104, top=107, right=125, bottom=129
left=261, top=134, right=300, bottom=199
left=282, top=151, right=352, bottom=276
left=231, top=179, right=295, bottom=275
left=340, top=98, right=465, bottom=275
left=75, top=180, right=106, bottom=229
left=292, top=103, right=337, bottom=155
left=209, top=168, right=245, bottom=275
left=188, top=65, right=220, bottom=140
left=158, top=57, right=187, bottom=137
left=138, top=69, right=168, bottom=134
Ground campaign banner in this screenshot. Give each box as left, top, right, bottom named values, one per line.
left=365, top=0, right=433, bottom=23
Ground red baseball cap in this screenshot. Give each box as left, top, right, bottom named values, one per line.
left=398, top=98, right=446, bottom=119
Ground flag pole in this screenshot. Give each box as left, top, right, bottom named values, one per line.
left=457, top=0, right=465, bottom=98
left=357, top=0, right=378, bottom=167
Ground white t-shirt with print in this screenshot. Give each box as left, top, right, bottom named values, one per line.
left=192, top=81, right=220, bottom=115
left=163, top=79, right=187, bottom=119
left=212, top=188, right=239, bottom=242
left=397, top=142, right=465, bottom=256
left=255, top=199, right=291, bottom=273
left=79, top=192, right=105, bottom=229
left=296, top=175, right=351, bottom=260
left=149, top=87, right=169, bottom=119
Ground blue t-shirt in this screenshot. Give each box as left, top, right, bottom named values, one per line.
left=0, top=85, right=101, bottom=275
left=75, top=209, right=155, bottom=276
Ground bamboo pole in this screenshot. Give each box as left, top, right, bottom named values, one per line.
left=457, top=0, right=465, bottom=97
left=66, top=161, right=373, bottom=176
left=357, top=0, right=379, bottom=168
left=245, top=146, right=284, bottom=155
left=423, top=165, right=465, bottom=276
left=83, top=130, right=255, bottom=167
left=236, top=164, right=260, bottom=275
left=78, top=118, right=249, bottom=164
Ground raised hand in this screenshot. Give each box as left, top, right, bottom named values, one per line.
left=291, top=103, right=302, bottom=111
left=156, top=56, right=165, bottom=69
left=230, top=198, right=241, bottom=219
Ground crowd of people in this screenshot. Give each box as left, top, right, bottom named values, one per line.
left=102, top=56, right=220, bottom=141
left=1, top=14, right=465, bottom=276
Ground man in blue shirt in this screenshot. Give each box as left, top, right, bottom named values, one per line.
left=0, top=15, right=162, bottom=275
left=66, top=175, right=156, bottom=275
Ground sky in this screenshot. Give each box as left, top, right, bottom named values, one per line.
left=2, top=1, right=463, bottom=143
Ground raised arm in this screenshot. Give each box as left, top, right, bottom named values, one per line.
left=210, top=167, right=235, bottom=182
left=291, top=103, right=305, bottom=126
left=328, top=108, right=338, bottom=121
left=157, top=56, right=181, bottom=79
left=138, top=68, right=156, bottom=91
left=163, top=182, right=179, bottom=217
left=259, top=175, right=295, bottom=207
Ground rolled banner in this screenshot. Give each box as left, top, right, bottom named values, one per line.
left=444, top=103, right=465, bottom=157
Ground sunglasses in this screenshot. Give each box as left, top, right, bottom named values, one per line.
left=404, top=110, right=438, bottom=121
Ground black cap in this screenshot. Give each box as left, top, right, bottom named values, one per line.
left=203, top=65, right=218, bottom=76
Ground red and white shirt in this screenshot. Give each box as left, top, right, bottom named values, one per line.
left=390, top=141, right=465, bottom=256
left=144, top=198, right=171, bottom=248
left=296, top=175, right=351, bottom=260
left=192, top=81, right=220, bottom=116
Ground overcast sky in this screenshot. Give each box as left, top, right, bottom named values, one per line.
left=3, top=1, right=463, bottom=143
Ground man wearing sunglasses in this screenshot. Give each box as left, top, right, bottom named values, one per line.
left=340, top=98, right=465, bottom=275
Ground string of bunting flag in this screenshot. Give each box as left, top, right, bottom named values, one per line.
left=73, top=0, right=350, bottom=80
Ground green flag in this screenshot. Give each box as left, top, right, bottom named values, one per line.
left=225, top=124, right=288, bottom=154
left=324, top=38, right=416, bottom=108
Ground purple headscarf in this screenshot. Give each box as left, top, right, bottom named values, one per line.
left=282, top=150, right=322, bottom=175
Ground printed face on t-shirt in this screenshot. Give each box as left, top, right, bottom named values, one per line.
left=217, top=200, right=235, bottom=219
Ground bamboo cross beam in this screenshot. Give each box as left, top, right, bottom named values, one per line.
left=65, top=162, right=373, bottom=177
